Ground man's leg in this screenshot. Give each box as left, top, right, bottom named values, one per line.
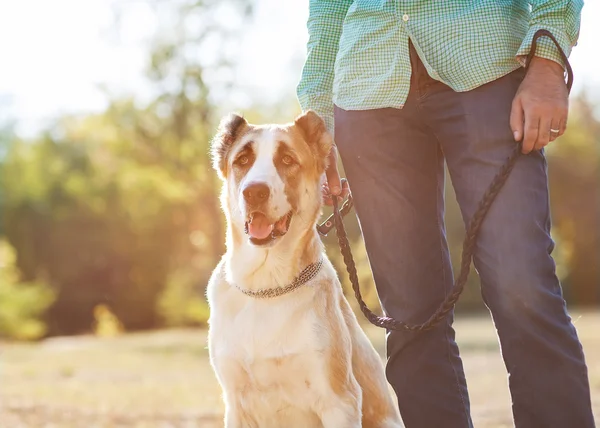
left=423, top=68, right=595, bottom=427
left=334, top=102, right=472, bottom=427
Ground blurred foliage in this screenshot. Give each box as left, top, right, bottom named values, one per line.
left=93, top=304, right=125, bottom=337
left=0, top=240, right=55, bottom=340
left=2, top=109, right=197, bottom=334
left=1, top=0, right=251, bottom=336
left=157, top=266, right=211, bottom=327
left=0, top=0, right=598, bottom=339
left=546, top=96, right=600, bottom=305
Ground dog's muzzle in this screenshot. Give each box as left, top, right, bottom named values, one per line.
left=244, top=211, right=293, bottom=246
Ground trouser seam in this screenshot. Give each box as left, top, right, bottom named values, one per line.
left=433, top=131, right=472, bottom=428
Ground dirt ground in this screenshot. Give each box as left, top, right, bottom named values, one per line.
left=1, top=311, right=599, bottom=427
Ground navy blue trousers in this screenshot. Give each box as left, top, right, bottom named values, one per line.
left=333, top=47, right=595, bottom=428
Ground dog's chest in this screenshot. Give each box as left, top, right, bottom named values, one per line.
left=214, top=292, right=321, bottom=361
left=210, top=292, right=327, bottom=415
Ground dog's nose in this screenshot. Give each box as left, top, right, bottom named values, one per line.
left=243, top=183, right=270, bottom=205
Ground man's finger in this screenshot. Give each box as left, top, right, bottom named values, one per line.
left=535, top=116, right=551, bottom=150
left=322, top=183, right=332, bottom=206
left=326, top=146, right=342, bottom=195
left=322, top=178, right=349, bottom=206
left=510, top=96, right=524, bottom=142
left=340, top=178, right=350, bottom=198
left=522, top=113, right=540, bottom=154
left=549, top=117, right=561, bottom=142
left=559, top=113, right=568, bottom=137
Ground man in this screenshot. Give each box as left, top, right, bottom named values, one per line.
left=297, top=1, right=595, bottom=427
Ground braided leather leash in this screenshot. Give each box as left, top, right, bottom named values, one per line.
left=317, top=30, right=574, bottom=332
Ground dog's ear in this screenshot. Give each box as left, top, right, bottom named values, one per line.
left=211, top=113, right=248, bottom=178
left=294, top=110, right=333, bottom=170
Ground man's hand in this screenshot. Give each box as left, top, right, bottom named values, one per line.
left=510, top=57, right=569, bottom=154
left=322, top=145, right=350, bottom=206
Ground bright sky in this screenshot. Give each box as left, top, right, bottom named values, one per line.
left=1, top=0, right=599, bottom=136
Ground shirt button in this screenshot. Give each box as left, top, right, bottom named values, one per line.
left=402, top=14, right=409, bottom=22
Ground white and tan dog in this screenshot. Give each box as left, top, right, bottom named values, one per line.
left=207, top=111, right=402, bottom=428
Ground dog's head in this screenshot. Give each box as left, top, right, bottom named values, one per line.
left=211, top=110, right=332, bottom=248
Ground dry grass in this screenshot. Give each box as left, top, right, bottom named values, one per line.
left=1, top=311, right=599, bottom=427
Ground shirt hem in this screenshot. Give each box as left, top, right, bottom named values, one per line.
left=331, top=64, right=524, bottom=112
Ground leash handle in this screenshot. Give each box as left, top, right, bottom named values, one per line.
left=526, top=29, right=573, bottom=94
left=328, top=29, right=575, bottom=331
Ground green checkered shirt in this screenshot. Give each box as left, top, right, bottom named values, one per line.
left=296, top=0, right=583, bottom=135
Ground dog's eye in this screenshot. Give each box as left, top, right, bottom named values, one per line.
left=282, top=155, right=294, bottom=166
left=236, top=155, right=249, bottom=166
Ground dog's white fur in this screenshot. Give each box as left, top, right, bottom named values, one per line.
left=207, top=111, right=403, bottom=428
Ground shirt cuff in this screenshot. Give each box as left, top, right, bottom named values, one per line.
left=516, top=25, right=572, bottom=70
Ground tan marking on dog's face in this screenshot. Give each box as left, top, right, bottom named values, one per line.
left=211, top=113, right=249, bottom=179
left=230, top=140, right=256, bottom=185
left=293, top=110, right=333, bottom=174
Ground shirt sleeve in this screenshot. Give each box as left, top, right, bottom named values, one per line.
left=516, top=0, right=583, bottom=69
left=296, top=0, right=353, bottom=136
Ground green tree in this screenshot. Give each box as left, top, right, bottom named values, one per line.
left=1, top=0, right=252, bottom=335
left=0, top=239, right=55, bottom=340
left=546, top=95, right=600, bottom=306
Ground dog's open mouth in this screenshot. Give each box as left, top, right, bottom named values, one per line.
left=244, top=211, right=293, bottom=245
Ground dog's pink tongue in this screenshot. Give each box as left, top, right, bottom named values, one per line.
left=248, top=213, right=273, bottom=239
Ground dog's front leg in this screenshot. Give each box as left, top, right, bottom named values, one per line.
left=224, top=400, right=258, bottom=428
left=210, top=352, right=257, bottom=428
left=319, top=401, right=362, bottom=428
left=316, top=385, right=363, bottom=428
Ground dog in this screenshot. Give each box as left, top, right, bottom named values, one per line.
left=207, top=110, right=403, bottom=428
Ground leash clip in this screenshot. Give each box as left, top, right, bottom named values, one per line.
left=317, top=193, right=353, bottom=236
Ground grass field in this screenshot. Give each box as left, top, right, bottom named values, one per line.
left=1, top=311, right=599, bottom=427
